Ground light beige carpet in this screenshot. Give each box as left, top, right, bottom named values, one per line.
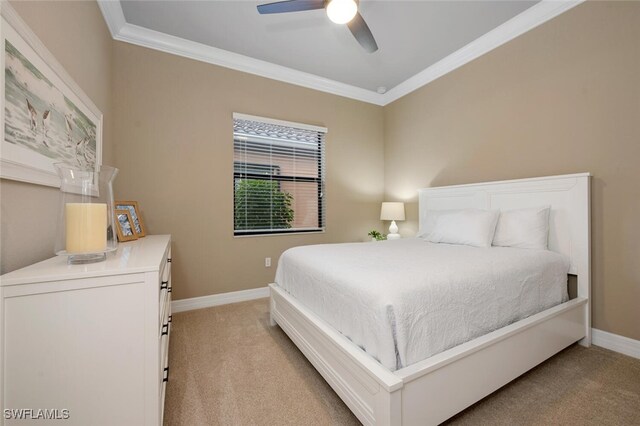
left=164, top=299, right=640, bottom=425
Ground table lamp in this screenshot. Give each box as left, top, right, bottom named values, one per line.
left=380, top=202, right=405, bottom=240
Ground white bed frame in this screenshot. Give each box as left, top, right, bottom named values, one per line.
left=269, top=173, right=590, bottom=425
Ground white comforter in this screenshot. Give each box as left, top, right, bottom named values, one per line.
left=275, top=239, right=569, bottom=371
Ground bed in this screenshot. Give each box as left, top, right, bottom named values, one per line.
left=276, top=239, right=570, bottom=372
left=269, top=173, right=590, bottom=425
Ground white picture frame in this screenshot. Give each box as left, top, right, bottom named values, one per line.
left=0, top=2, right=102, bottom=187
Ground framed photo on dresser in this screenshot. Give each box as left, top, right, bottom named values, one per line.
left=115, top=201, right=146, bottom=237
left=115, top=209, right=137, bottom=242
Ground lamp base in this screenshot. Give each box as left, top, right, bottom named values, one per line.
left=387, top=220, right=400, bottom=239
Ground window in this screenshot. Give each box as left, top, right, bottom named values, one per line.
left=233, top=113, right=326, bottom=236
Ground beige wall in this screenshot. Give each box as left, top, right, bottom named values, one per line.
left=384, top=1, right=640, bottom=340
left=0, top=1, right=114, bottom=273
left=112, top=42, right=384, bottom=300
left=2, top=1, right=637, bottom=342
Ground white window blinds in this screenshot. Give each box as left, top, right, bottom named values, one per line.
left=233, top=114, right=326, bottom=236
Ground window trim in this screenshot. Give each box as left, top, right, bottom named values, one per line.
left=233, top=113, right=327, bottom=237
left=233, top=229, right=325, bottom=238
left=234, top=228, right=324, bottom=237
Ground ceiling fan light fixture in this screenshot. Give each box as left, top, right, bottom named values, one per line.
left=326, top=0, right=358, bottom=24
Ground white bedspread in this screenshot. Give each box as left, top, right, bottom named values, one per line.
left=275, top=239, right=569, bottom=371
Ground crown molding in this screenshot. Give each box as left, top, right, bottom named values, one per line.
left=380, top=0, right=585, bottom=105
left=117, top=22, right=383, bottom=105
left=96, top=0, right=126, bottom=38
left=97, top=0, right=583, bottom=107
left=97, top=0, right=383, bottom=106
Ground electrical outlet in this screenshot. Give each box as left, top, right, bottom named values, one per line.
left=265, top=257, right=271, bottom=268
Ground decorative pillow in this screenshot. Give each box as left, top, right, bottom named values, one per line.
left=492, top=206, right=551, bottom=250
left=425, top=209, right=499, bottom=248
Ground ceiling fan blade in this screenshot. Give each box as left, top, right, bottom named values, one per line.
left=257, top=0, right=325, bottom=14
left=347, top=12, right=378, bottom=53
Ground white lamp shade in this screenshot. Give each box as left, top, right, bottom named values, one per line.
left=380, top=202, right=405, bottom=221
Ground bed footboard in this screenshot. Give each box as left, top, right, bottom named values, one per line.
left=395, top=297, right=587, bottom=425
left=270, top=283, right=587, bottom=426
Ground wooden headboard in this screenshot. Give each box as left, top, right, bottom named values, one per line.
left=418, top=173, right=591, bottom=333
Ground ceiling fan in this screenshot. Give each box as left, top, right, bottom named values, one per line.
left=257, top=0, right=378, bottom=53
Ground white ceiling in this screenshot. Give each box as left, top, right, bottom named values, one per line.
left=98, top=1, right=582, bottom=104
left=119, top=0, right=538, bottom=93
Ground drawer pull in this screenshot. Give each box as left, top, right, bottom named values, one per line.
left=167, top=258, right=172, bottom=263
left=168, top=286, right=172, bottom=293
left=168, top=315, right=172, bottom=323
left=161, top=323, right=169, bottom=335
left=163, top=367, right=169, bottom=383
left=160, top=281, right=168, bottom=290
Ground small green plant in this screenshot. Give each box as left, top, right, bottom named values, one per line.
left=368, top=230, right=387, bottom=241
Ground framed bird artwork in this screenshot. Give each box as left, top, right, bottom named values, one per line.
left=1, top=2, right=103, bottom=187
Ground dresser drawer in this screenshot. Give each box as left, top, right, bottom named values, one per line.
left=159, top=256, right=171, bottom=329
left=159, top=280, right=169, bottom=330
left=160, top=379, right=167, bottom=425
left=161, top=248, right=172, bottom=285
left=159, top=299, right=171, bottom=424
left=160, top=290, right=171, bottom=339
left=160, top=332, right=169, bottom=380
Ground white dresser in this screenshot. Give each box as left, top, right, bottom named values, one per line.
left=0, top=235, right=172, bottom=425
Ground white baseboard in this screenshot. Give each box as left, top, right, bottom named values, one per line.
left=171, top=287, right=269, bottom=313
left=592, top=328, right=640, bottom=359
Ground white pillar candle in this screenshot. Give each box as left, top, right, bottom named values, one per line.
left=65, top=203, right=107, bottom=253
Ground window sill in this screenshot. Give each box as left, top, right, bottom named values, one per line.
left=233, top=230, right=325, bottom=238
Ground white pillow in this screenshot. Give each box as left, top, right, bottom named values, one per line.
left=417, top=209, right=456, bottom=238
left=493, top=206, right=550, bottom=250
left=426, top=209, right=499, bottom=248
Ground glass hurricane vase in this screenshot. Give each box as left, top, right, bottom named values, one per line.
left=54, top=163, right=119, bottom=264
